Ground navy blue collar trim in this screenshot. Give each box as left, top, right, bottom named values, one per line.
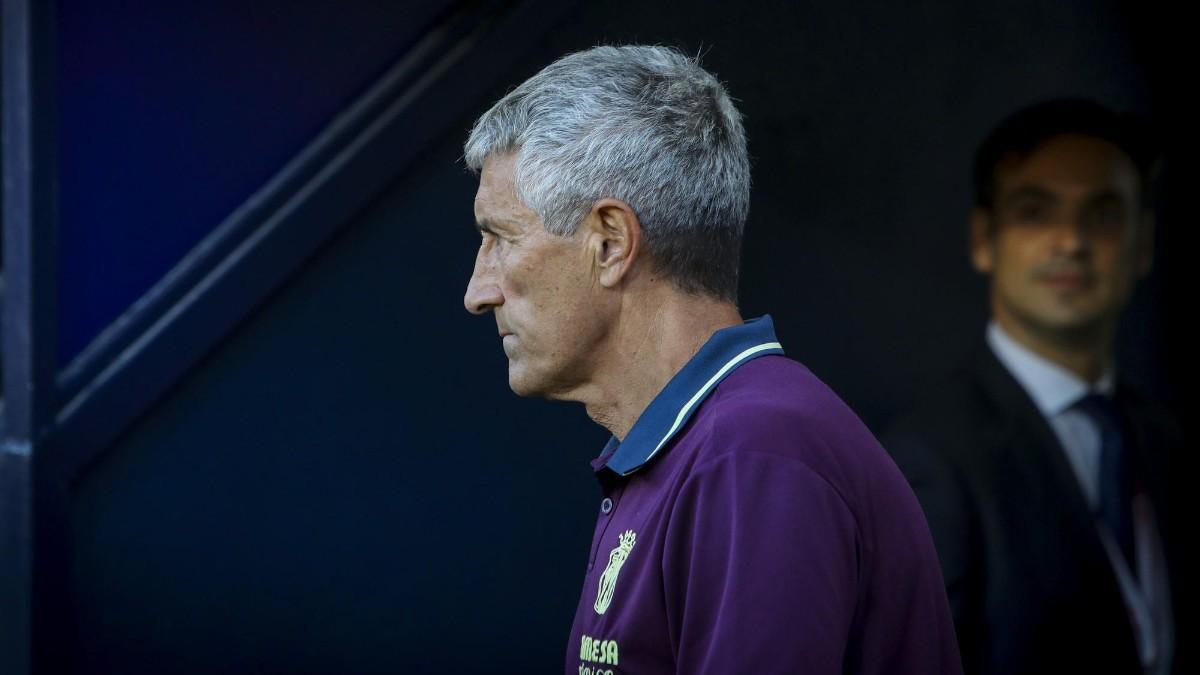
left=598, top=315, right=784, bottom=477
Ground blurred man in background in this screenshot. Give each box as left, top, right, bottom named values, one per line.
left=885, top=99, right=1180, bottom=675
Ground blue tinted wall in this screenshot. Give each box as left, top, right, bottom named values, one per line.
left=57, top=0, right=449, bottom=363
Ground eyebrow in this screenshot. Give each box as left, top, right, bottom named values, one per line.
left=475, top=218, right=497, bottom=234
left=1082, top=190, right=1125, bottom=205
left=1002, top=185, right=1128, bottom=207
left=1002, top=185, right=1056, bottom=204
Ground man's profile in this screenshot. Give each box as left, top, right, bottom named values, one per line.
left=463, top=45, right=961, bottom=674
left=885, top=99, right=1179, bottom=675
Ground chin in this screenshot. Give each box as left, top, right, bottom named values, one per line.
left=507, top=366, right=543, bottom=398
left=1042, top=298, right=1109, bottom=327
left=507, top=364, right=578, bottom=401
left=507, top=380, right=539, bottom=398
left=1026, top=308, right=1110, bottom=343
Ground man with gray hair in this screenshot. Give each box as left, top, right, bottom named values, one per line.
left=463, top=45, right=960, bottom=674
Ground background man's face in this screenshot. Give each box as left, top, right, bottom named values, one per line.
left=464, top=153, right=610, bottom=398
left=971, top=134, right=1151, bottom=345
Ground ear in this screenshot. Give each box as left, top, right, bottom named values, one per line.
left=1135, top=211, right=1155, bottom=278
left=585, top=198, right=643, bottom=288
left=968, top=208, right=995, bottom=274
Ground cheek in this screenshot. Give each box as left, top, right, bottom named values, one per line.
left=496, top=250, right=542, bottom=305
left=1097, top=250, right=1140, bottom=296
left=532, top=283, right=604, bottom=350
left=995, top=235, right=1045, bottom=275
left=989, top=245, right=1028, bottom=286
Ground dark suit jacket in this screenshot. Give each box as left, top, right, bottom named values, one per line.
left=883, top=342, right=1181, bottom=675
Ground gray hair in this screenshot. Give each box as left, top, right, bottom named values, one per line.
left=464, top=45, right=750, bottom=301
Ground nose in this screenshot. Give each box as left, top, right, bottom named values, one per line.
left=1052, top=215, right=1088, bottom=257
left=464, top=247, right=503, bottom=315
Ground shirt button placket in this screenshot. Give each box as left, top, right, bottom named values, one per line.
left=588, top=495, right=619, bottom=571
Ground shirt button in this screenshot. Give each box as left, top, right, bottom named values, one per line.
left=600, top=497, right=614, bottom=514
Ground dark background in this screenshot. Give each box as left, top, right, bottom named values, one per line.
left=18, top=0, right=1188, bottom=672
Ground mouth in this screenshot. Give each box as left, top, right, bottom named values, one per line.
left=499, top=332, right=516, bottom=357
left=1038, top=272, right=1091, bottom=290
left=1036, top=260, right=1093, bottom=290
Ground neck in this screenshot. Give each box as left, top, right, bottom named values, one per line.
left=993, top=308, right=1114, bottom=384
left=577, top=291, right=743, bottom=440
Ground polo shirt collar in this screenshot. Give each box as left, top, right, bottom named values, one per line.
left=986, top=320, right=1115, bottom=416
left=596, top=315, right=785, bottom=477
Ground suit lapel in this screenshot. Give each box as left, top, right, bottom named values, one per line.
left=1113, top=383, right=1172, bottom=552
left=971, top=345, right=1108, bottom=558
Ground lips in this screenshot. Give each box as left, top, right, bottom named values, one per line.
left=1035, top=259, right=1092, bottom=288
left=1038, top=272, right=1090, bottom=290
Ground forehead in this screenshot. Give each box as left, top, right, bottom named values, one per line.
left=474, top=152, right=537, bottom=224
left=994, top=134, right=1139, bottom=200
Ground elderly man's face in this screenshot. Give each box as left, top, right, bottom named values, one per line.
left=464, top=153, right=609, bottom=398
left=971, top=134, right=1152, bottom=344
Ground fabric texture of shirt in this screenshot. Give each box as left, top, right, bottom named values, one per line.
left=986, top=321, right=1173, bottom=674
left=566, top=315, right=962, bottom=675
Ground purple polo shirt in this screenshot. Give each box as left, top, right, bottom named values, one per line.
left=566, top=316, right=961, bottom=675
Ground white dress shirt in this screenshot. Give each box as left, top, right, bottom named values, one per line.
left=987, top=322, right=1173, bottom=675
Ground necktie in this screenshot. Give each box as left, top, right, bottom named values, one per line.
left=1073, top=392, right=1136, bottom=573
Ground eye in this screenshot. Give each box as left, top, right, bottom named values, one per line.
left=476, top=231, right=498, bottom=258
left=1083, top=202, right=1129, bottom=236
left=1012, top=200, right=1051, bottom=225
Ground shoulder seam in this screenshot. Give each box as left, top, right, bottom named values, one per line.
left=687, top=448, right=862, bottom=535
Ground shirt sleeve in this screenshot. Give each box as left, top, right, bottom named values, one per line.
left=661, top=449, right=860, bottom=674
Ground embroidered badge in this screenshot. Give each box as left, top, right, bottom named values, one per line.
left=595, top=530, right=637, bottom=615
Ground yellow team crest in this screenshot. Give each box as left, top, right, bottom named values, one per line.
left=595, top=530, right=636, bottom=615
